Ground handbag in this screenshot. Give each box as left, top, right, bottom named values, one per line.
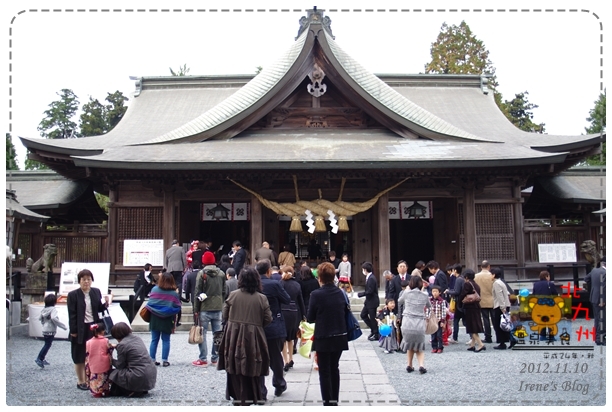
left=462, top=282, right=481, bottom=304
left=343, top=292, right=362, bottom=341
left=500, top=312, right=513, bottom=332
left=462, top=291, right=481, bottom=304
left=449, top=298, right=456, bottom=313
left=139, top=306, right=151, bottom=323
left=101, top=309, right=114, bottom=336
left=212, top=324, right=225, bottom=352
left=425, top=313, right=439, bottom=334
left=188, top=315, right=203, bottom=345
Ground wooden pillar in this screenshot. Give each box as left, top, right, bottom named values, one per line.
left=512, top=185, right=526, bottom=280
left=250, top=195, right=263, bottom=261
left=107, top=186, right=118, bottom=271
left=463, top=187, right=478, bottom=271
left=376, top=193, right=391, bottom=290
left=352, top=210, right=372, bottom=287
left=163, top=189, right=175, bottom=252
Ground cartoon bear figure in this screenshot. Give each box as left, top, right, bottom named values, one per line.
left=528, top=296, right=565, bottom=337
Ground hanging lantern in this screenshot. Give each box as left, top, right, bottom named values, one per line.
left=314, top=215, right=327, bottom=232
left=338, top=216, right=349, bottom=232
left=210, top=203, right=231, bottom=220
left=407, top=201, right=427, bottom=219
left=290, top=215, right=303, bottom=232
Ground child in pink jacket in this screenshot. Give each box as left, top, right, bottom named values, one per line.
left=85, top=322, right=114, bottom=397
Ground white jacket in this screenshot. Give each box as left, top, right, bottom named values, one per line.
left=39, top=306, right=67, bottom=334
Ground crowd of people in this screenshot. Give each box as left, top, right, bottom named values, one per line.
left=36, top=239, right=605, bottom=405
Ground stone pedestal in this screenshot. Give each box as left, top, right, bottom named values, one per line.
left=25, top=272, right=47, bottom=290
left=20, top=288, right=47, bottom=323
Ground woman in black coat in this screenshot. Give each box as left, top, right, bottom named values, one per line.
left=299, top=266, right=320, bottom=311
left=280, top=265, right=306, bottom=372
left=67, top=269, right=107, bottom=390
left=458, top=269, right=486, bottom=352
left=307, top=262, right=349, bottom=406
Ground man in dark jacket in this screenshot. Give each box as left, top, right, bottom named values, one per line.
left=231, top=240, right=247, bottom=273
left=258, top=259, right=291, bottom=398
left=184, top=261, right=201, bottom=305
left=585, top=258, right=606, bottom=345
left=358, top=262, right=380, bottom=341
left=133, top=263, right=156, bottom=300
left=386, top=261, right=404, bottom=314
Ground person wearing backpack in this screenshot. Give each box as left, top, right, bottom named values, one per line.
left=192, top=251, right=227, bottom=367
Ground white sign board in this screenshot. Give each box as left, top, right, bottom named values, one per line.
left=538, top=243, right=577, bottom=263
left=123, top=239, right=164, bottom=267
left=59, top=262, right=111, bottom=295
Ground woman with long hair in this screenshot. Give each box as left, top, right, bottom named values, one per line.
left=280, top=265, right=306, bottom=372
left=397, top=275, right=432, bottom=374
left=217, top=266, right=272, bottom=406
left=459, top=269, right=486, bottom=352
left=146, top=271, right=181, bottom=367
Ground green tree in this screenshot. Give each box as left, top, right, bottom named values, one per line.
left=80, top=97, right=107, bottom=137
left=105, top=90, right=129, bottom=130
left=94, top=192, right=109, bottom=214
left=79, top=91, right=129, bottom=137
left=501, top=91, right=545, bottom=133
left=585, top=91, right=606, bottom=165
left=37, top=89, right=80, bottom=139
left=170, top=64, right=190, bottom=76
left=255, top=66, right=263, bottom=74
left=425, top=21, right=546, bottom=134
left=6, top=133, right=19, bottom=170
left=425, top=21, right=496, bottom=78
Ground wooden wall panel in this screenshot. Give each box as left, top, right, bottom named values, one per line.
left=432, top=198, right=460, bottom=268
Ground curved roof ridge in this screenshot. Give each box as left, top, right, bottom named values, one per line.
left=322, top=30, right=492, bottom=142
left=138, top=30, right=311, bottom=145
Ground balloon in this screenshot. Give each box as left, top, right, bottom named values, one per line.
left=379, top=324, right=392, bottom=337
left=519, top=289, right=530, bottom=297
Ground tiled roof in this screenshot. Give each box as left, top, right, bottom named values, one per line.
left=5, top=171, right=90, bottom=209
left=322, top=30, right=489, bottom=142
left=139, top=29, right=311, bottom=145
left=72, top=130, right=564, bottom=169
left=6, top=190, right=49, bottom=222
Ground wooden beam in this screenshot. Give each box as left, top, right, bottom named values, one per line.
left=107, top=186, right=118, bottom=271
left=463, top=187, right=477, bottom=271
left=376, top=193, right=391, bottom=290
left=512, top=185, right=526, bottom=280
left=163, top=189, right=175, bottom=252
left=250, top=195, right=263, bottom=263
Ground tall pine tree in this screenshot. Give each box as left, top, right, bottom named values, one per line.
left=424, top=21, right=544, bottom=134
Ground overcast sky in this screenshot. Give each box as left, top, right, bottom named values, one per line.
left=2, top=0, right=606, bottom=169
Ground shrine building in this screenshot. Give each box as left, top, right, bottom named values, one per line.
left=19, top=9, right=605, bottom=288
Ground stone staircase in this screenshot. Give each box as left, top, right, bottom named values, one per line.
left=131, top=288, right=386, bottom=333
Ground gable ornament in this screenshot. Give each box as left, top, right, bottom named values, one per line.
left=307, top=63, right=327, bottom=97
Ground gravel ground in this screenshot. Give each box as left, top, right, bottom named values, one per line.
left=5, top=319, right=606, bottom=406
left=372, top=319, right=606, bottom=406
left=6, top=326, right=231, bottom=406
